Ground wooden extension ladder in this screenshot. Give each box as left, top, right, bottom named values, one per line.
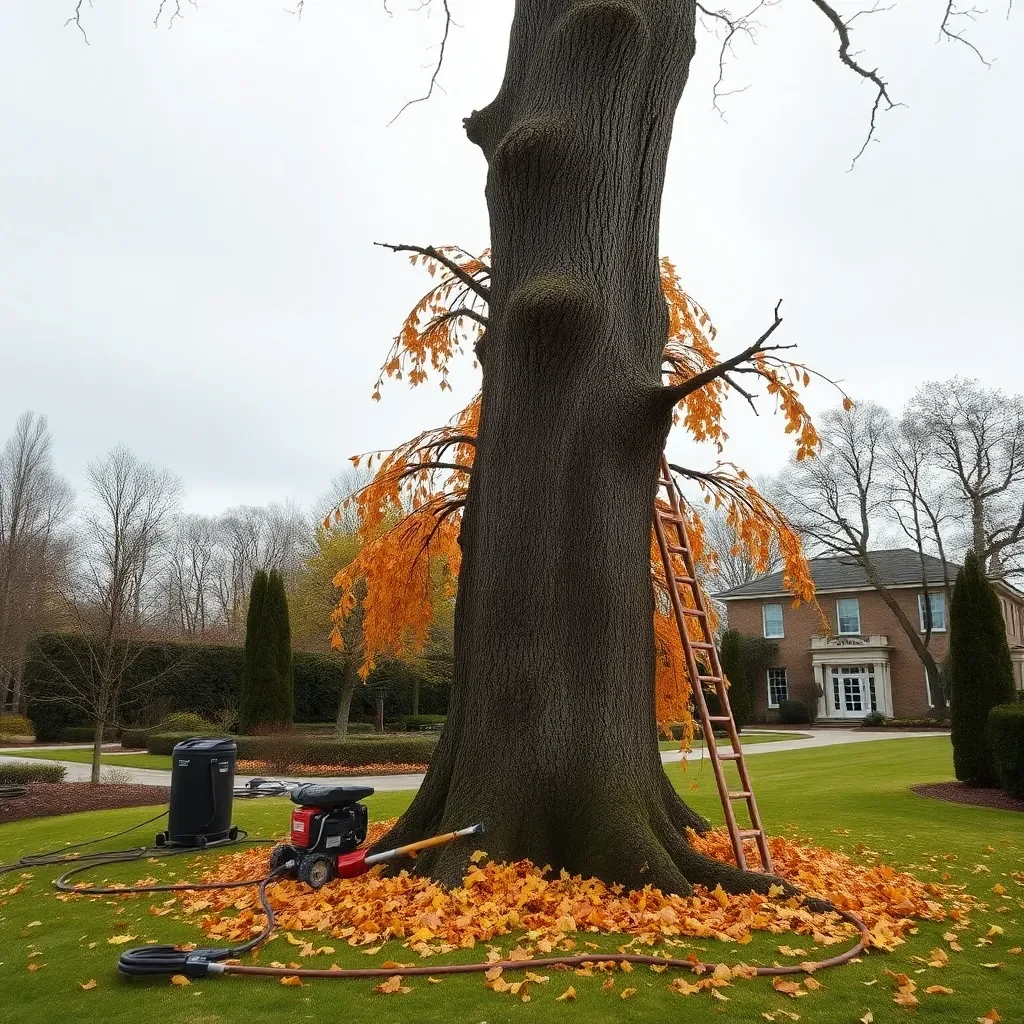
left=653, top=455, right=773, bottom=873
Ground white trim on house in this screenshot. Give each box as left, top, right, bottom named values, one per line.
left=718, top=582, right=947, bottom=601
left=810, top=635, right=894, bottom=719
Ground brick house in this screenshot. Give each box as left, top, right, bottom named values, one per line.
left=715, top=549, right=1024, bottom=722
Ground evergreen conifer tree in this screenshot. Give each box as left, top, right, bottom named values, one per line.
left=949, top=551, right=1016, bottom=785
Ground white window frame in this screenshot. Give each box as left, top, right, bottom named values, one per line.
left=767, top=667, right=788, bottom=709
left=836, top=598, right=861, bottom=635
left=918, top=592, right=946, bottom=633
left=762, top=603, right=785, bottom=639
left=924, top=665, right=933, bottom=708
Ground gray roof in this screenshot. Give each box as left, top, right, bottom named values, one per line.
left=714, top=548, right=958, bottom=601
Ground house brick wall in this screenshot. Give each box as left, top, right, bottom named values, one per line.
left=723, top=587, right=952, bottom=720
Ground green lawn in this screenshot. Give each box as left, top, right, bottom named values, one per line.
left=8, top=750, right=172, bottom=771
left=658, top=730, right=808, bottom=751
left=1, top=737, right=1020, bottom=1024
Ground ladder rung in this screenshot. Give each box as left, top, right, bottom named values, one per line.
left=658, top=514, right=684, bottom=527
left=673, top=576, right=697, bottom=587
left=737, top=830, right=763, bottom=839
left=707, top=716, right=732, bottom=723
left=697, top=674, right=721, bottom=684
left=666, top=544, right=689, bottom=555
left=729, top=791, right=752, bottom=799
left=690, top=641, right=715, bottom=650
left=719, top=752, right=742, bottom=761
left=679, top=606, right=706, bottom=617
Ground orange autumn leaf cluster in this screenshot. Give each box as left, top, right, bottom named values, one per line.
left=174, top=822, right=961, bottom=961
left=327, top=250, right=818, bottom=730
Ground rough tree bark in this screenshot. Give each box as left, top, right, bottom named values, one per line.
left=376, top=0, right=781, bottom=896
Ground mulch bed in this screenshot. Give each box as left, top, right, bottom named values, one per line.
left=912, top=781, right=1024, bottom=812
left=0, top=782, right=170, bottom=825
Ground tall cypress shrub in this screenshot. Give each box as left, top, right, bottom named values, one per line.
left=949, top=551, right=1016, bottom=786
left=267, top=570, right=295, bottom=727
left=719, top=629, right=751, bottom=729
left=240, top=570, right=273, bottom=733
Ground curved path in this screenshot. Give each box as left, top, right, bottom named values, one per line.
left=1, top=728, right=946, bottom=793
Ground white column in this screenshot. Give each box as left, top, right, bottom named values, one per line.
left=814, top=663, right=828, bottom=719
left=880, top=660, right=894, bottom=716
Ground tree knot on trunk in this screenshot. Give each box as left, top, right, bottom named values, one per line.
left=507, top=273, right=606, bottom=368
left=490, top=115, right=592, bottom=195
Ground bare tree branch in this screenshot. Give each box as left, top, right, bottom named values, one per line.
left=940, top=1, right=994, bottom=66
left=808, top=0, right=903, bottom=169
left=695, top=1, right=771, bottom=119
left=375, top=241, right=491, bottom=302
left=65, top=0, right=91, bottom=44
left=659, top=300, right=785, bottom=407
left=387, top=0, right=452, bottom=126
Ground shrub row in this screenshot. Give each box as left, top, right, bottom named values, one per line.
left=60, top=726, right=118, bottom=743
left=778, top=699, right=810, bottom=724
left=0, top=761, right=67, bottom=784
left=402, top=714, right=447, bottom=730
left=989, top=703, right=1024, bottom=799
left=25, top=633, right=451, bottom=741
left=145, top=732, right=438, bottom=769
left=0, top=714, right=34, bottom=741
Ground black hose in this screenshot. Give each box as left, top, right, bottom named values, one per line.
left=116, top=868, right=287, bottom=977
left=0, top=784, right=28, bottom=798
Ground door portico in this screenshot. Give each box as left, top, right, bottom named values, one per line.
left=811, top=635, right=894, bottom=720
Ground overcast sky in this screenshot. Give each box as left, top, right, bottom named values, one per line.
left=2, top=1, right=1021, bottom=517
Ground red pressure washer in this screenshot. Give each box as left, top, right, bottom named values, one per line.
left=270, top=783, right=484, bottom=888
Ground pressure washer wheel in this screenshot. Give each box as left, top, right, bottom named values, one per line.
left=298, top=853, right=335, bottom=890
left=269, top=844, right=297, bottom=876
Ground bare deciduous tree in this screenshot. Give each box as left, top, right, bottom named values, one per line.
left=908, top=379, right=1024, bottom=579
left=780, top=403, right=946, bottom=703
left=40, top=447, right=181, bottom=781
left=0, top=412, right=74, bottom=713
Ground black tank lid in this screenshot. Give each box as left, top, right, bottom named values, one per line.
left=171, top=737, right=237, bottom=753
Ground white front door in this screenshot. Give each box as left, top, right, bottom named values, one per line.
left=828, top=664, right=878, bottom=719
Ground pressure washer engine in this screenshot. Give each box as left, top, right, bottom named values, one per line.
left=270, top=783, right=372, bottom=888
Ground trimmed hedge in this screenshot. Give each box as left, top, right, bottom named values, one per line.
left=402, top=714, right=447, bottom=731
left=145, top=731, right=437, bottom=769
left=778, top=699, right=810, bottom=724
left=61, top=726, right=117, bottom=743
left=24, top=634, right=451, bottom=741
left=0, top=761, right=67, bottom=784
left=989, top=703, right=1024, bottom=799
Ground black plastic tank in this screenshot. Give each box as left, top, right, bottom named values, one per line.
left=162, top=737, right=237, bottom=847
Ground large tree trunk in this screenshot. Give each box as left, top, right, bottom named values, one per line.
left=377, top=1, right=779, bottom=896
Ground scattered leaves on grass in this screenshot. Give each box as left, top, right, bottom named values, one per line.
left=668, top=977, right=700, bottom=995
left=859, top=1013, right=873, bottom=1024
left=980, top=962, right=1004, bottom=969
left=977, top=1012, right=1001, bottom=1023
left=619, top=987, right=637, bottom=999
left=26, top=920, right=41, bottom=928
left=106, top=934, right=135, bottom=945
left=169, top=975, right=190, bottom=986
left=78, top=980, right=97, bottom=991
left=555, top=985, right=576, bottom=1001
left=924, top=985, right=954, bottom=994
left=374, top=975, right=411, bottom=995
left=279, top=976, right=303, bottom=987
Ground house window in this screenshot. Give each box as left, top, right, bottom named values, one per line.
left=767, top=668, right=788, bottom=708
left=762, top=603, right=784, bottom=639
left=918, top=592, right=946, bottom=633
left=836, top=598, right=861, bottom=635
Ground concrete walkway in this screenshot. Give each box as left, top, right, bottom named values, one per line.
left=1, top=729, right=946, bottom=792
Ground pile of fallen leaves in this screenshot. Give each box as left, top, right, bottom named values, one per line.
left=235, top=760, right=428, bottom=777
left=170, top=822, right=960, bottom=959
